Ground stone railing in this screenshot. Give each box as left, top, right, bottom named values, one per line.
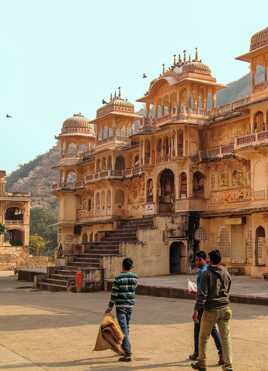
left=97, top=135, right=129, bottom=145
left=235, top=130, right=268, bottom=150
left=210, top=96, right=250, bottom=117
left=51, top=181, right=84, bottom=191
left=152, top=110, right=209, bottom=126
left=5, top=219, right=24, bottom=225
left=76, top=208, right=112, bottom=220
left=84, top=167, right=144, bottom=183
left=199, top=143, right=234, bottom=160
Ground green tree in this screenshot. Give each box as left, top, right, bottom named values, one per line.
left=30, top=208, right=58, bottom=255
left=30, top=234, right=45, bottom=256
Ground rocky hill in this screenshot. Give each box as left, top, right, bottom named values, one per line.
left=6, top=72, right=251, bottom=209
left=7, top=145, right=60, bottom=209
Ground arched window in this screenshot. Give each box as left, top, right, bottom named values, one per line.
left=146, top=178, right=153, bottom=203
left=107, top=156, right=112, bottom=170
left=103, top=127, right=108, bottom=139
left=102, top=158, right=107, bottom=170
left=65, top=171, right=77, bottom=185
left=115, top=190, right=124, bottom=207
left=254, top=111, right=265, bottom=132
left=82, top=233, right=88, bottom=244
left=179, top=172, right=187, bottom=199
left=5, top=207, right=24, bottom=221
left=193, top=171, right=205, bottom=198
left=107, top=190, right=111, bottom=208
left=177, top=130, right=183, bottom=157
left=66, top=143, right=77, bottom=156
left=255, top=226, right=265, bottom=266
left=108, top=127, right=114, bottom=137
left=88, top=198, right=92, bottom=211
left=96, top=192, right=100, bottom=210
left=96, top=159, right=101, bottom=172
left=145, top=140, right=151, bottom=164
left=101, top=191, right=105, bottom=210
left=115, top=156, right=125, bottom=171
left=157, top=138, right=162, bottom=162
left=78, top=143, right=88, bottom=154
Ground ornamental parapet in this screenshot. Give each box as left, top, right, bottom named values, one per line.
left=235, top=130, right=268, bottom=150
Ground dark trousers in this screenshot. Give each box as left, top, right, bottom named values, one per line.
left=116, top=307, right=132, bottom=356
left=194, top=310, right=222, bottom=356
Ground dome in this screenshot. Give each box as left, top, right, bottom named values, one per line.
left=250, top=27, right=268, bottom=51
left=61, top=113, right=95, bottom=136
left=181, top=61, right=211, bottom=75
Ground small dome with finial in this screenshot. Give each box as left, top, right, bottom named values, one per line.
left=61, top=113, right=95, bottom=136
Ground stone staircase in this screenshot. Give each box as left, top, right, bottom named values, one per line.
left=38, top=217, right=154, bottom=291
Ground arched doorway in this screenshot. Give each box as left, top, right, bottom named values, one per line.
left=169, top=242, right=186, bottom=274
left=158, top=169, right=175, bottom=214
left=255, top=226, right=265, bottom=266
left=8, top=229, right=24, bottom=246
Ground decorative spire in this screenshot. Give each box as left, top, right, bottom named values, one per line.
left=114, top=90, right=117, bottom=99
left=162, top=63, right=165, bottom=74
left=195, top=47, right=199, bottom=61
left=178, top=54, right=182, bottom=65
left=118, top=86, right=121, bottom=98
left=173, top=54, right=176, bottom=65
left=183, top=50, right=186, bottom=63
left=188, top=54, right=191, bottom=63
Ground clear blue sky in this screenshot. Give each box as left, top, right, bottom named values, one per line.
left=1, top=0, right=267, bottom=173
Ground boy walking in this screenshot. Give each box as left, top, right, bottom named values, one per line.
left=191, top=249, right=233, bottom=371
left=105, top=257, right=138, bottom=362
left=190, top=251, right=223, bottom=365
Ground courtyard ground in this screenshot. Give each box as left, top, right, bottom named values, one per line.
left=0, top=273, right=268, bottom=371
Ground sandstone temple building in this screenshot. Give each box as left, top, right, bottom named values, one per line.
left=51, top=27, right=268, bottom=285
left=0, top=170, right=30, bottom=270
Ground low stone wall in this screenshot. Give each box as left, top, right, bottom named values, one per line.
left=16, top=256, right=55, bottom=270
left=0, top=245, right=29, bottom=271
left=102, top=228, right=170, bottom=279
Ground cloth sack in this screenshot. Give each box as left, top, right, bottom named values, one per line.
left=93, top=313, right=124, bottom=354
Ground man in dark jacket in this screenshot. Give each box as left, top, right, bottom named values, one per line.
left=191, top=249, right=233, bottom=371
left=105, top=257, right=138, bottom=362
left=190, top=251, right=223, bottom=365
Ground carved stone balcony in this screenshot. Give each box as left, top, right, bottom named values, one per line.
left=235, top=130, right=268, bottom=151
left=199, top=143, right=234, bottom=161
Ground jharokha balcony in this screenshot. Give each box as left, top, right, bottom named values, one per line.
left=235, top=130, right=268, bottom=150
left=152, top=110, right=209, bottom=126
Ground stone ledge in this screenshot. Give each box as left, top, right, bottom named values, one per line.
left=106, top=281, right=268, bottom=306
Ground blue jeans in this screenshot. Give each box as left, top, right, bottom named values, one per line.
left=194, top=309, right=222, bottom=356
left=116, top=307, right=132, bottom=356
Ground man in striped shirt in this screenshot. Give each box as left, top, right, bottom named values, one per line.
left=105, top=257, right=138, bottom=362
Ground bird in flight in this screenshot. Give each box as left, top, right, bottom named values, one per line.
left=6, top=114, right=12, bottom=118
left=142, top=73, right=147, bottom=78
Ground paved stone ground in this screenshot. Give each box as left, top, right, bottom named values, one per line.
left=0, top=273, right=268, bottom=371
left=139, top=274, right=268, bottom=298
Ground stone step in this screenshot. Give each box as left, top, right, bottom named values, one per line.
left=38, top=281, right=68, bottom=291
left=51, top=273, right=75, bottom=280
left=46, top=278, right=69, bottom=285
left=68, top=261, right=100, bottom=267
left=83, top=248, right=119, bottom=254
left=73, top=257, right=100, bottom=262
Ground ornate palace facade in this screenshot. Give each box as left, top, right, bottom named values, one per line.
left=0, top=170, right=30, bottom=270
left=53, top=28, right=268, bottom=279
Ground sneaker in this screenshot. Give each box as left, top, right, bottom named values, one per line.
left=218, top=354, right=224, bottom=365
left=189, top=353, right=198, bottom=360
left=118, top=355, right=132, bottom=362
left=191, top=361, right=207, bottom=371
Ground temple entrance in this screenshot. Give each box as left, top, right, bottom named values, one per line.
left=158, top=169, right=175, bottom=214
left=170, top=241, right=186, bottom=274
